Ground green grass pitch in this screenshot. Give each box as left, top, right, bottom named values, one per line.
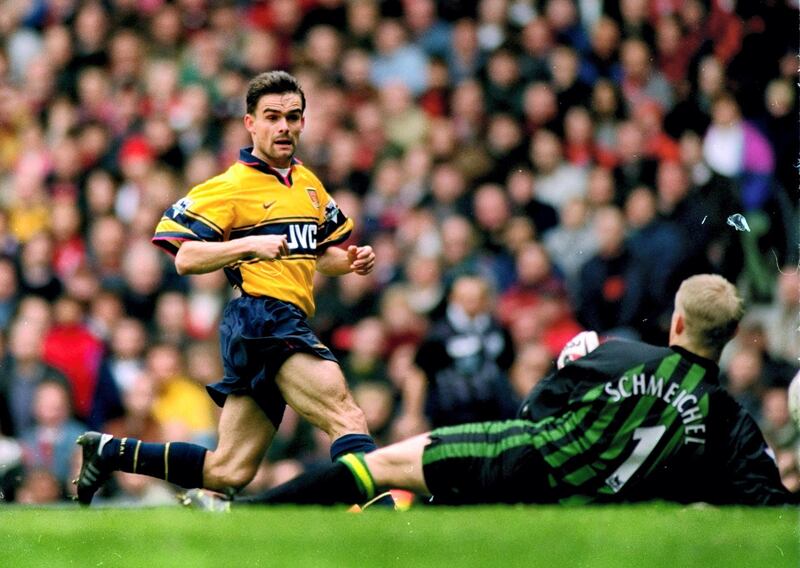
left=1, top=505, right=797, bottom=567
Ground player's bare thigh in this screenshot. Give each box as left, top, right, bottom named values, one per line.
left=276, top=351, right=368, bottom=440
left=364, top=434, right=431, bottom=494
left=203, top=394, right=275, bottom=491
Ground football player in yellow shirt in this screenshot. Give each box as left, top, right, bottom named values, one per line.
left=75, top=71, right=382, bottom=504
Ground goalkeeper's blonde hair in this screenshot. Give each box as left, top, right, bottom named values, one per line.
left=675, top=274, right=744, bottom=356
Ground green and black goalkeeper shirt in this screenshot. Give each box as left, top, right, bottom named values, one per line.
left=518, top=340, right=794, bottom=506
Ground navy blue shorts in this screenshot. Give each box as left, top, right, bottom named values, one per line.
left=207, top=295, right=338, bottom=428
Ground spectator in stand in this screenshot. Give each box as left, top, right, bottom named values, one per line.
left=618, top=38, right=673, bottom=112
left=400, top=275, right=516, bottom=432
left=377, top=285, right=427, bottom=355
left=89, top=317, right=147, bottom=430
left=351, top=381, right=395, bottom=448
left=582, top=16, right=621, bottom=85
left=505, top=167, right=558, bottom=238
left=616, top=0, right=654, bottom=45
left=632, top=101, right=680, bottom=163
left=563, top=105, right=616, bottom=169
left=0, top=256, right=20, bottom=329
left=612, top=120, right=659, bottom=203
left=543, top=0, right=589, bottom=54
left=402, top=0, right=452, bottom=59
left=548, top=45, right=592, bottom=118
left=302, top=25, right=344, bottom=84
left=400, top=252, right=445, bottom=318
left=590, top=78, right=625, bottom=154
left=370, top=19, right=429, bottom=97
left=585, top=165, right=617, bottom=211
left=496, top=241, right=567, bottom=329
left=518, top=17, right=553, bottom=83
left=152, top=291, right=191, bottom=348
left=723, top=345, right=766, bottom=422
left=438, top=215, right=488, bottom=289
left=654, top=14, right=691, bottom=87
left=482, top=113, right=528, bottom=185
left=380, top=83, right=429, bottom=151
left=418, top=56, right=451, bottom=118
left=345, top=0, right=379, bottom=50
left=476, top=0, right=512, bottom=52
left=624, top=186, right=688, bottom=342
left=49, top=200, right=86, bottom=282
left=15, top=468, right=63, bottom=504
left=521, top=81, right=560, bottom=136
left=481, top=45, right=525, bottom=117
left=529, top=129, right=587, bottom=210
left=338, top=317, right=390, bottom=388
left=759, top=386, right=798, bottom=458
left=86, top=216, right=127, bottom=291
left=471, top=183, right=516, bottom=291
left=0, top=211, right=19, bottom=260
left=41, top=296, right=103, bottom=422
left=762, top=79, right=799, bottom=202
left=447, top=17, right=483, bottom=84
left=543, top=196, right=598, bottom=295
left=449, top=80, right=489, bottom=170
left=103, top=371, right=174, bottom=505
left=184, top=271, right=228, bottom=341
left=120, top=239, right=166, bottom=325
left=18, top=232, right=63, bottom=302
left=20, top=380, right=85, bottom=495
left=145, top=342, right=216, bottom=446
left=702, top=92, right=775, bottom=211
left=576, top=205, right=645, bottom=338
left=507, top=341, right=554, bottom=406
left=0, top=318, right=71, bottom=437
left=425, top=161, right=471, bottom=221
left=746, top=271, right=800, bottom=366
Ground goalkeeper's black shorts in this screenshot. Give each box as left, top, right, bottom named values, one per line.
left=421, top=419, right=553, bottom=505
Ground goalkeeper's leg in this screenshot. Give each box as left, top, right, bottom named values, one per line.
left=237, top=434, right=431, bottom=506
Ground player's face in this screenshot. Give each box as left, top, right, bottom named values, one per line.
left=245, top=92, right=305, bottom=168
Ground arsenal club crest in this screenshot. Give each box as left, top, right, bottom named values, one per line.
left=306, top=188, right=320, bottom=208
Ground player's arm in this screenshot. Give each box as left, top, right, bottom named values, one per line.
left=713, top=398, right=796, bottom=505
left=175, top=236, right=289, bottom=275
left=316, top=245, right=374, bottom=276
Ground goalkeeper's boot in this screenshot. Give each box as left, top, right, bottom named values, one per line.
left=361, top=491, right=398, bottom=510
left=178, top=489, right=231, bottom=513
left=74, top=432, right=114, bottom=505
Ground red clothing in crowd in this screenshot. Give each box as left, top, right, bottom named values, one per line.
left=43, top=324, right=104, bottom=419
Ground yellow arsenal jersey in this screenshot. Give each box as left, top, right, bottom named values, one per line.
left=152, top=147, right=353, bottom=316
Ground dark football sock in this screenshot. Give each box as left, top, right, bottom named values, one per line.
left=329, top=433, right=377, bottom=461
left=103, top=437, right=207, bottom=488
left=238, top=453, right=375, bottom=506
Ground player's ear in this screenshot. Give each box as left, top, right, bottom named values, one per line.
left=243, top=113, right=255, bottom=134
left=674, top=313, right=685, bottom=335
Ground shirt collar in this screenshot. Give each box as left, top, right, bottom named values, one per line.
left=669, top=345, right=720, bottom=380
left=237, top=147, right=300, bottom=185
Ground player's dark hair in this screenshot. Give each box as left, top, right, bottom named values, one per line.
left=246, top=71, right=306, bottom=115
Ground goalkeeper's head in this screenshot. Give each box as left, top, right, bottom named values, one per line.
left=670, top=274, right=745, bottom=361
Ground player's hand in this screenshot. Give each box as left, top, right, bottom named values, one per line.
left=247, top=235, right=289, bottom=261
left=348, top=245, right=375, bottom=275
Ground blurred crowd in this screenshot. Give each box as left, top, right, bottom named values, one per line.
left=0, top=0, right=797, bottom=505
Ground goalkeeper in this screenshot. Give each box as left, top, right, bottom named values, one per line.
left=189, top=274, right=795, bottom=508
